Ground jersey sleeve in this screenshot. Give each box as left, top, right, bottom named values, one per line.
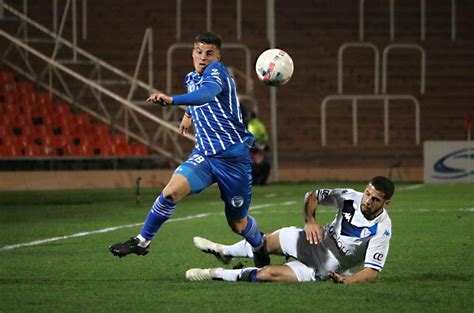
left=364, top=225, right=391, bottom=271
left=201, top=61, right=225, bottom=88
left=315, top=188, right=357, bottom=209
left=172, top=83, right=221, bottom=105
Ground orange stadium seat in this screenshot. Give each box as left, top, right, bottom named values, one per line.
left=130, top=143, right=148, bottom=156
left=0, top=71, right=14, bottom=85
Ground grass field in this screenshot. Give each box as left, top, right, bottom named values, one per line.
left=0, top=181, right=473, bottom=312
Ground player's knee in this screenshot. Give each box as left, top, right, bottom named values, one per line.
left=162, top=187, right=184, bottom=203
left=227, top=218, right=247, bottom=234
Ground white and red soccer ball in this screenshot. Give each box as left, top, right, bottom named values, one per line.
left=255, top=48, right=294, bottom=86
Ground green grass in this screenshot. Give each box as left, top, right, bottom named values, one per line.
left=0, top=182, right=473, bottom=312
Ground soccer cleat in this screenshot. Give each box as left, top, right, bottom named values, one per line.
left=185, top=268, right=222, bottom=281
left=193, top=236, right=232, bottom=264
left=252, top=236, right=270, bottom=268
left=109, top=237, right=150, bottom=258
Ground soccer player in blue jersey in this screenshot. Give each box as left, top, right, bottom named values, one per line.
left=109, top=32, right=269, bottom=267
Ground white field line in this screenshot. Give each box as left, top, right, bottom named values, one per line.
left=1, top=200, right=470, bottom=252
left=0, top=201, right=298, bottom=252
left=399, top=184, right=424, bottom=191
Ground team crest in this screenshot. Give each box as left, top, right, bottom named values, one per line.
left=231, top=196, right=244, bottom=208
left=360, top=228, right=372, bottom=238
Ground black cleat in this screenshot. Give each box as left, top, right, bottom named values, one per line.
left=252, top=236, right=270, bottom=267
left=109, top=237, right=150, bottom=258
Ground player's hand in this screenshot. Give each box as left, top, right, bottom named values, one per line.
left=304, top=221, right=323, bottom=245
left=179, top=114, right=193, bottom=136
left=329, top=271, right=346, bottom=284
left=146, top=93, right=173, bottom=106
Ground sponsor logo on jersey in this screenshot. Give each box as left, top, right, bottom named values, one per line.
left=373, top=252, right=384, bottom=261
left=328, top=225, right=350, bottom=256
left=383, top=230, right=391, bottom=237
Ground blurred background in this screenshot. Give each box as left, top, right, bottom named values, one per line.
left=0, top=0, right=472, bottom=190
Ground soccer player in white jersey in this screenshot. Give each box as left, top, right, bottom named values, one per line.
left=110, top=32, right=270, bottom=267
left=186, top=176, right=394, bottom=284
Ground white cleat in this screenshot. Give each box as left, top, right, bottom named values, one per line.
left=193, top=236, right=233, bottom=264
left=186, top=268, right=222, bottom=281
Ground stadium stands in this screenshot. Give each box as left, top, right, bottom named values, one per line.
left=1, top=0, right=472, bottom=181
left=0, top=72, right=149, bottom=159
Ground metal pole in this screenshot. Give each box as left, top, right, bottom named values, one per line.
left=267, top=0, right=278, bottom=182
left=72, top=0, right=77, bottom=61
left=359, top=0, right=365, bottom=41
left=148, top=28, right=154, bottom=89
left=236, top=0, right=242, bottom=40
left=207, top=0, right=212, bottom=32
left=82, top=0, right=87, bottom=40
left=390, top=0, right=395, bottom=41
left=53, top=0, right=57, bottom=32
left=384, top=98, right=389, bottom=145
left=22, top=0, right=27, bottom=41
left=0, top=0, right=3, bottom=19
left=451, top=0, right=456, bottom=41
left=176, top=0, right=181, bottom=41
left=420, top=0, right=425, bottom=41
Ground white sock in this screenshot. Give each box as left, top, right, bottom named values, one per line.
left=136, top=234, right=150, bottom=248
left=222, top=240, right=254, bottom=258
left=214, top=268, right=241, bottom=282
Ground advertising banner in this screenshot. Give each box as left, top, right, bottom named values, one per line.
left=424, top=141, right=474, bottom=183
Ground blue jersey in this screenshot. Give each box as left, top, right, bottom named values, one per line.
left=182, top=62, right=254, bottom=156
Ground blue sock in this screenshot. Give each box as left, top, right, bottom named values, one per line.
left=240, top=215, right=264, bottom=249
left=140, top=194, right=176, bottom=241
left=238, top=268, right=259, bottom=282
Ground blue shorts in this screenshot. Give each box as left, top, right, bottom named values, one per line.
left=174, top=143, right=253, bottom=220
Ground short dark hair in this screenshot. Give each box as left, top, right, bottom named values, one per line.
left=194, top=32, right=223, bottom=49
left=369, top=176, right=395, bottom=200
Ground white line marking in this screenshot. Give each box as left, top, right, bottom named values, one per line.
left=0, top=201, right=297, bottom=252
left=400, top=184, right=424, bottom=190
left=0, top=213, right=219, bottom=252
left=1, top=200, right=469, bottom=252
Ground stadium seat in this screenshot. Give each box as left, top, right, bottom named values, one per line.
left=24, top=145, right=45, bottom=157
left=35, top=93, right=52, bottom=106
left=1, top=102, right=21, bottom=115
left=3, top=143, right=22, bottom=157
left=16, top=81, right=33, bottom=95
left=14, top=114, right=30, bottom=127
left=111, top=143, right=130, bottom=156
left=55, top=103, right=71, bottom=115
left=41, top=135, right=57, bottom=156
left=130, top=143, right=148, bottom=156
left=0, top=125, right=7, bottom=137
left=0, top=71, right=14, bottom=84
left=74, top=113, right=90, bottom=127
left=0, top=115, right=11, bottom=129
left=111, top=134, right=128, bottom=146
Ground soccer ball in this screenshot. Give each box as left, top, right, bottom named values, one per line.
left=255, top=48, right=294, bottom=86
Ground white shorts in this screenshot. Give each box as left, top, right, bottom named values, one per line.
left=278, top=226, right=317, bottom=282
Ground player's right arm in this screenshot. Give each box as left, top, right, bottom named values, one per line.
left=303, top=191, right=323, bottom=245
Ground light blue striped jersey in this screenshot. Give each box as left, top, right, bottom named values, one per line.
left=184, top=61, right=254, bottom=156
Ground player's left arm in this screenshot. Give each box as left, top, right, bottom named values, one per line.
left=329, top=267, right=379, bottom=284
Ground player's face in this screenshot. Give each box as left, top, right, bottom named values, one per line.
left=360, top=183, right=391, bottom=219
left=192, top=42, right=221, bottom=74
